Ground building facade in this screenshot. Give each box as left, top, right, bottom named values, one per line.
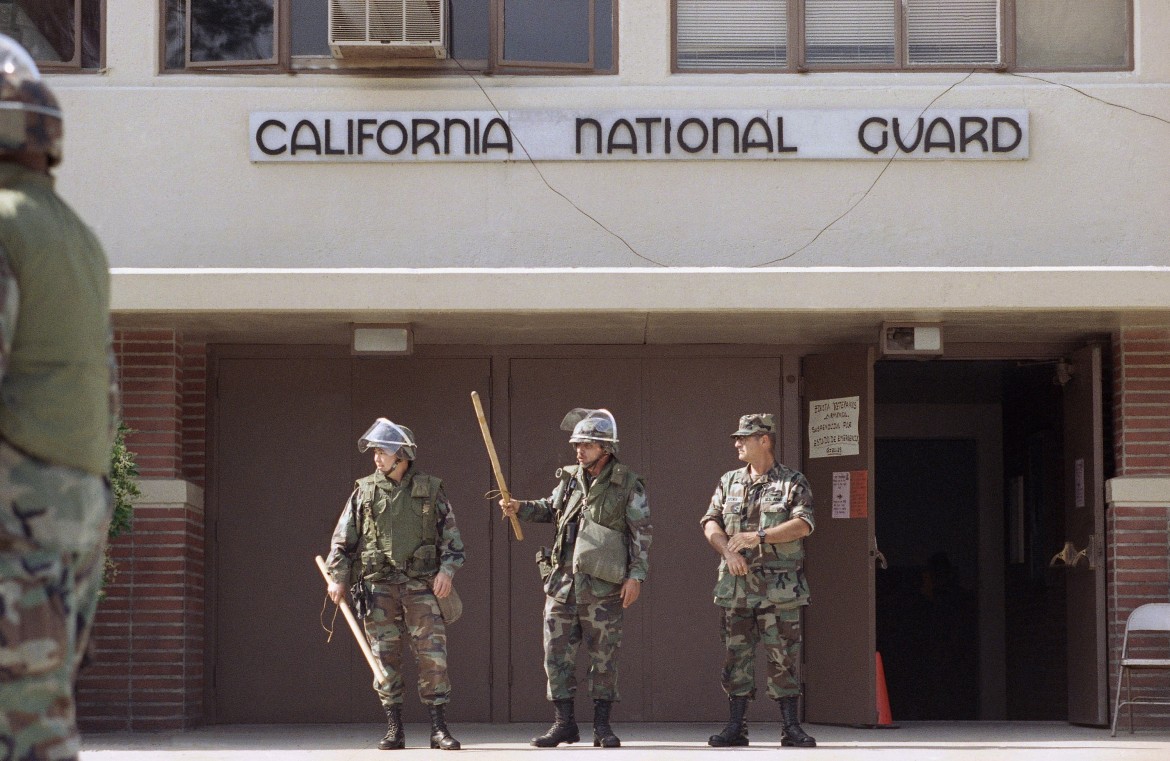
left=12, top=0, right=1169, bottom=731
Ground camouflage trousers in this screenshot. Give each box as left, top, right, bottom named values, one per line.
left=0, top=441, right=112, bottom=761
left=720, top=603, right=803, bottom=700
left=363, top=578, right=450, bottom=708
left=543, top=588, right=624, bottom=702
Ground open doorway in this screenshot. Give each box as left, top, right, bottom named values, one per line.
left=874, top=360, right=1071, bottom=721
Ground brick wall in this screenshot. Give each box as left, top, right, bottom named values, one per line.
left=1106, top=326, right=1170, bottom=732
left=1113, top=328, right=1170, bottom=476
left=77, top=330, right=207, bottom=731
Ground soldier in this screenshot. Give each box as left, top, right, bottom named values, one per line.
left=701, top=414, right=817, bottom=748
left=0, top=35, right=119, bottom=761
left=326, top=419, right=464, bottom=751
left=500, top=409, right=651, bottom=748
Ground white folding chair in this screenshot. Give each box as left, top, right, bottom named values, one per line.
left=1111, top=603, right=1170, bottom=735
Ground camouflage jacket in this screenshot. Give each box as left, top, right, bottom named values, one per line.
left=519, top=458, right=652, bottom=603
left=700, top=461, right=814, bottom=609
left=326, top=467, right=465, bottom=586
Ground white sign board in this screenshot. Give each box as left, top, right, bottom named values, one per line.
left=809, top=396, right=860, bottom=459
left=250, top=108, right=1029, bottom=163
left=832, top=471, right=852, bottom=519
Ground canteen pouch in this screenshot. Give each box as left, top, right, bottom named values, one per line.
left=406, top=544, right=438, bottom=579
left=535, top=546, right=554, bottom=583
left=572, top=518, right=628, bottom=584
left=349, top=578, right=372, bottom=620
left=437, top=586, right=463, bottom=624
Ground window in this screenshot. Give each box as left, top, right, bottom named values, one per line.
left=0, top=0, right=102, bottom=69
left=163, top=0, right=615, bottom=73
left=675, top=0, right=1131, bottom=73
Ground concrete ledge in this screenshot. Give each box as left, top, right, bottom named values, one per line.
left=1106, top=476, right=1170, bottom=508
left=111, top=267, right=1170, bottom=313
left=138, top=478, right=205, bottom=511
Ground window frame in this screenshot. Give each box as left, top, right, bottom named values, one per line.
left=159, top=0, right=619, bottom=75
left=2, top=0, right=104, bottom=71
left=672, top=0, right=1134, bottom=75
left=181, top=0, right=281, bottom=69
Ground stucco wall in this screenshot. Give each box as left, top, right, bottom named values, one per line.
left=45, top=1, right=1170, bottom=271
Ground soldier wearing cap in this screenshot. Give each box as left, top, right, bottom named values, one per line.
left=701, top=414, right=817, bottom=748
left=0, top=35, right=119, bottom=760
left=326, top=418, right=465, bottom=751
left=500, top=409, right=652, bottom=748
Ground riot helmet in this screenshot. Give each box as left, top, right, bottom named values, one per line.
left=0, top=34, right=63, bottom=167
left=560, top=408, right=619, bottom=454
left=358, top=418, right=417, bottom=460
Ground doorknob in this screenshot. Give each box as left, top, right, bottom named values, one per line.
left=871, top=536, right=888, bottom=570
left=1049, top=540, right=1087, bottom=568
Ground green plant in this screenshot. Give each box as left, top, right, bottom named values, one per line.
left=103, top=422, right=140, bottom=588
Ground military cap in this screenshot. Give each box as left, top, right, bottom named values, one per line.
left=731, top=413, right=776, bottom=437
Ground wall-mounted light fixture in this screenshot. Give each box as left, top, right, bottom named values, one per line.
left=879, top=322, right=943, bottom=358
left=352, top=324, right=413, bottom=355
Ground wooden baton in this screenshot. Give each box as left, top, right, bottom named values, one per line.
left=470, top=391, right=524, bottom=541
left=314, top=555, right=390, bottom=687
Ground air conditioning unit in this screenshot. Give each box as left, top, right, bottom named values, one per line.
left=329, top=0, right=447, bottom=60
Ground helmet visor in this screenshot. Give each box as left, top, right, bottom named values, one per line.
left=0, top=35, right=41, bottom=81
left=358, top=418, right=415, bottom=455
left=561, top=408, right=619, bottom=444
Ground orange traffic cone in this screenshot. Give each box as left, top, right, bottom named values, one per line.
left=874, top=651, right=897, bottom=728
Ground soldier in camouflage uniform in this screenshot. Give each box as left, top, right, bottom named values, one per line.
left=326, top=419, right=465, bottom=751
left=0, top=35, right=119, bottom=761
left=501, top=409, right=651, bottom=748
left=701, top=414, right=817, bottom=748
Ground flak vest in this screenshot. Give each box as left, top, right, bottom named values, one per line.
left=0, top=165, right=112, bottom=476
left=550, top=461, right=640, bottom=568
left=355, top=471, right=443, bottom=581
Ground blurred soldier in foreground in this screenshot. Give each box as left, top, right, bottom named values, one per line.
left=701, top=414, right=816, bottom=748
left=501, top=409, right=652, bottom=748
left=326, top=419, right=465, bottom=751
left=0, top=34, right=118, bottom=761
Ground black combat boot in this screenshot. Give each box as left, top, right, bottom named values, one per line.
left=777, top=695, right=816, bottom=748
left=530, top=698, right=580, bottom=747
left=429, top=704, right=461, bottom=750
left=708, top=695, right=749, bottom=747
left=592, top=699, right=621, bottom=748
left=378, top=704, right=405, bottom=750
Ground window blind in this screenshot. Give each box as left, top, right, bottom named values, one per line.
left=805, top=0, right=896, bottom=65
left=677, top=0, right=787, bottom=70
left=907, top=0, right=999, bottom=64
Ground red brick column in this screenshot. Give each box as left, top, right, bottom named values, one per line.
left=1106, top=326, right=1170, bottom=731
left=77, top=330, right=207, bottom=730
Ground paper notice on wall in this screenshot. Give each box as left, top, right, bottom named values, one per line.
left=832, top=472, right=850, bottom=518
left=1075, top=458, right=1085, bottom=508
left=809, top=396, right=860, bottom=459
left=831, top=470, right=869, bottom=519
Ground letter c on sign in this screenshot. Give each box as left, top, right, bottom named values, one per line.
left=256, top=119, right=287, bottom=156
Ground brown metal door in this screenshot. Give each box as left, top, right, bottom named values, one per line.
left=801, top=348, right=877, bottom=725
left=506, top=357, right=646, bottom=721
left=1059, top=345, right=1107, bottom=725
left=213, top=355, right=355, bottom=723
left=645, top=356, right=784, bottom=721
left=212, top=354, right=492, bottom=723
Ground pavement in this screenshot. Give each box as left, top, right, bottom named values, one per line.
left=81, top=722, right=1170, bottom=760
